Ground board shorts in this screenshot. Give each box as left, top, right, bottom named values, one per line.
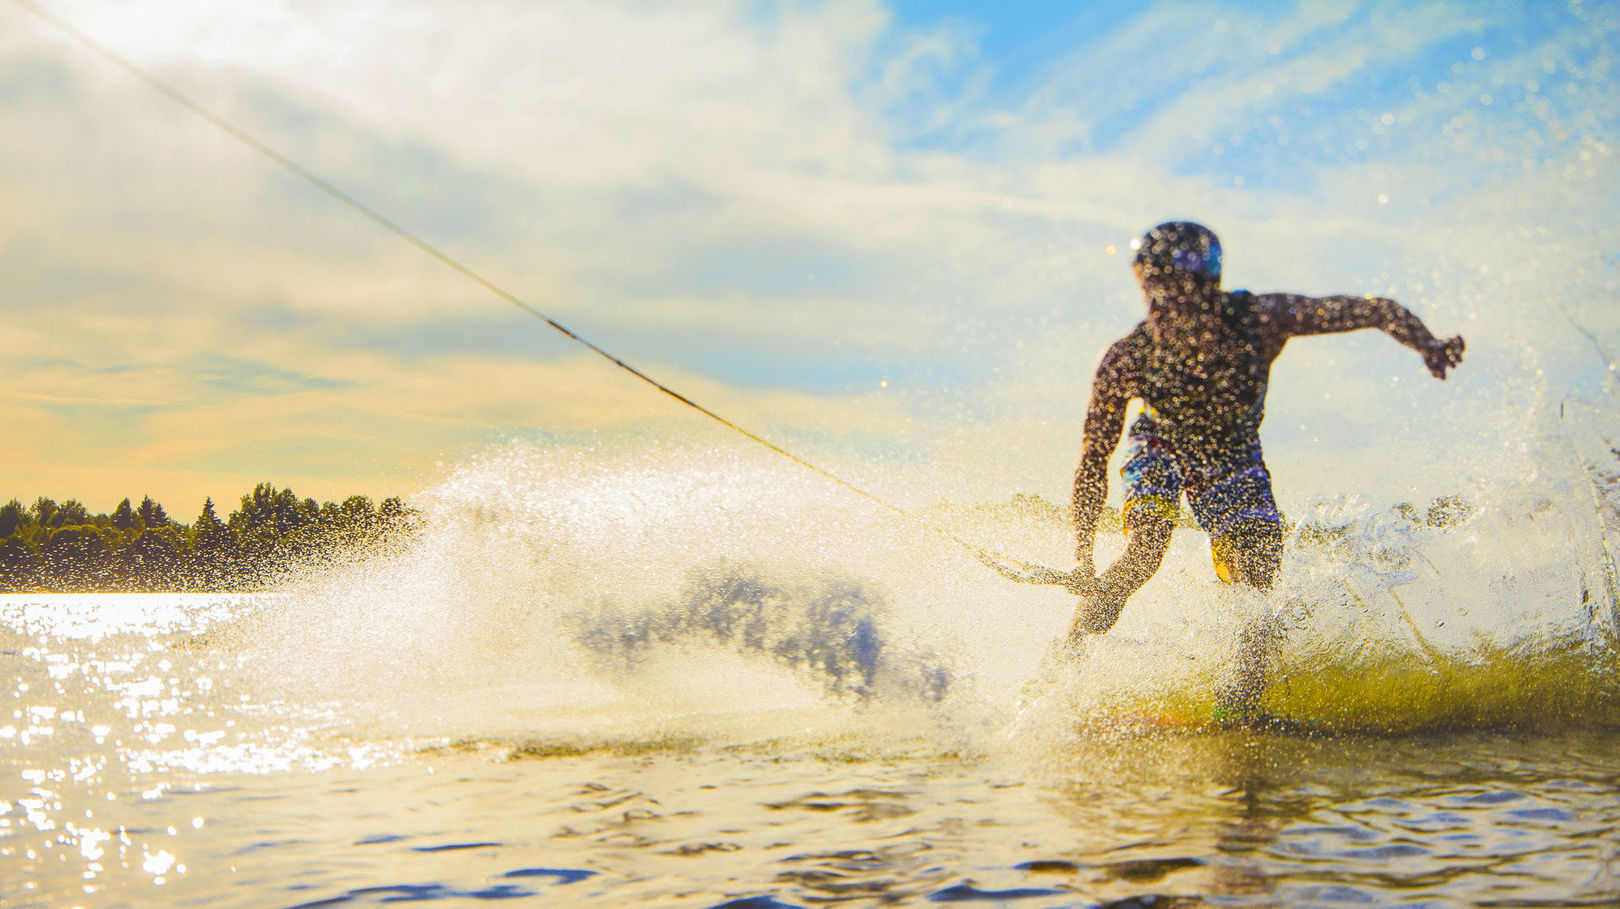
left=1119, top=412, right=1282, bottom=583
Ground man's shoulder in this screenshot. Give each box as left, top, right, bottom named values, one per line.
left=1224, top=288, right=1294, bottom=315
left=1106, top=322, right=1151, bottom=357
left=1097, top=324, right=1150, bottom=384
left=1223, top=289, right=1296, bottom=336
left=1221, top=288, right=1268, bottom=314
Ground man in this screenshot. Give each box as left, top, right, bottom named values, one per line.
left=1062, top=221, right=1464, bottom=646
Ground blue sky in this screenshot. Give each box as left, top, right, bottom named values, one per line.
left=1, top=0, right=1616, bottom=513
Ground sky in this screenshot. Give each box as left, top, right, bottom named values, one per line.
left=1, top=0, right=1617, bottom=520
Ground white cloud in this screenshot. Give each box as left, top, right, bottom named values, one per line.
left=2, top=0, right=1615, bottom=516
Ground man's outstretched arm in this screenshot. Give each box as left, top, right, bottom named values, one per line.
left=1256, top=293, right=1465, bottom=378
left=1071, top=340, right=1134, bottom=591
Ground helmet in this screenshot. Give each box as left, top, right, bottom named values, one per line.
left=1131, top=221, right=1222, bottom=280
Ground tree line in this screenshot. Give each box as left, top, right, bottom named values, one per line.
left=0, top=483, right=418, bottom=593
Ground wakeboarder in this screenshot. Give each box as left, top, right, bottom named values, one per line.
left=991, top=221, right=1465, bottom=718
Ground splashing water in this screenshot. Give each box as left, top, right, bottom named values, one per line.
left=196, top=419, right=1620, bottom=758
left=4, top=432, right=1618, bottom=906
left=214, top=443, right=1000, bottom=754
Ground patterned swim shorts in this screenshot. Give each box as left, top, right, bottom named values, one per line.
left=1119, top=413, right=1282, bottom=580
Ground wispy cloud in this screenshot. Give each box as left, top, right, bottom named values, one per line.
left=1, top=0, right=1614, bottom=511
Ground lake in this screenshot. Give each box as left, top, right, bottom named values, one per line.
left=6, top=449, right=1620, bottom=906
left=3, top=585, right=1616, bottom=908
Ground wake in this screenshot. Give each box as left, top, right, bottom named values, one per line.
left=208, top=431, right=1619, bottom=747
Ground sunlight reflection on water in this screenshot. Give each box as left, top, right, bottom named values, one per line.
left=1, top=593, right=416, bottom=903
left=2, top=593, right=1618, bottom=907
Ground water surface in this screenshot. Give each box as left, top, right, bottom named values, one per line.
left=6, top=449, right=1619, bottom=906
left=3, top=591, right=1617, bottom=908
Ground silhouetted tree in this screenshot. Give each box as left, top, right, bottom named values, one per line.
left=31, top=497, right=58, bottom=529
left=111, top=498, right=137, bottom=531
left=0, top=483, right=417, bottom=592
left=0, top=499, right=26, bottom=538
left=41, top=524, right=109, bottom=589
left=56, top=499, right=91, bottom=528
left=0, top=535, right=36, bottom=590
left=379, top=496, right=408, bottom=525
left=138, top=496, right=169, bottom=528
left=335, top=495, right=379, bottom=549
left=229, top=483, right=320, bottom=582
left=186, top=497, right=235, bottom=590
left=129, top=525, right=182, bottom=590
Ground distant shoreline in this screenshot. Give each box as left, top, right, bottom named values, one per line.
left=1, top=485, right=1477, bottom=594
left=0, top=483, right=417, bottom=594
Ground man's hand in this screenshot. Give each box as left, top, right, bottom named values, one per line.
left=1422, top=335, right=1465, bottom=379
left=1060, top=570, right=1100, bottom=598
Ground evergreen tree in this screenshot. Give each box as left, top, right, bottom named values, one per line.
left=192, top=497, right=226, bottom=539
left=111, top=498, right=137, bottom=530
left=137, top=496, right=169, bottom=528
left=187, top=497, right=234, bottom=590
left=0, top=499, right=26, bottom=538
left=129, top=524, right=182, bottom=591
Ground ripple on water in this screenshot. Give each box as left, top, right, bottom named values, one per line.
left=4, top=594, right=1620, bottom=907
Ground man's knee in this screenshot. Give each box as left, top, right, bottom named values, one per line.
left=1123, top=498, right=1175, bottom=555
left=1123, top=496, right=1177, bottom=537
left=1211, top=519, right=1283, bottom=588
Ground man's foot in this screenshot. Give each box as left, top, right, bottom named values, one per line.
left=1209, top=699, right=1263, bottom=728
left=1212, top=667, right=1273, bottom=729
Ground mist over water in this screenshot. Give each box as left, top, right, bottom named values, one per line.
left=227, top=443, right=1002, bottom=752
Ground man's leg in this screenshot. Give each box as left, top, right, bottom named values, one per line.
left=1210, top=518, right=1285, bottom=717
left=1070, top=514, right=1172, bottom=637
left=1194, top=450, right=1286, bottom=723
left=1071, top=416, right=1182, bottom=639
left=1210, top=518, right=1284, bottom=589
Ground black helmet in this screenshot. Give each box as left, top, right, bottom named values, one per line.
left=1131, top=221, right=1222, bottom=280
